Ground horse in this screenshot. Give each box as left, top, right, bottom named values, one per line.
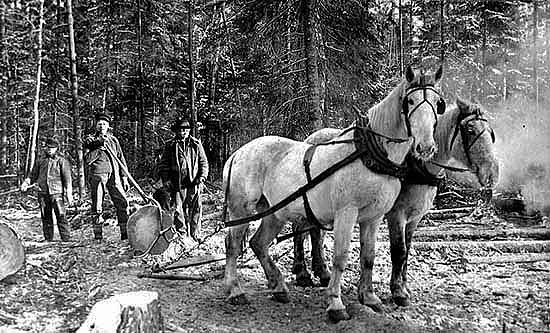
left=292, top=97, right=499, bottom=309
left=222, top=65, right=445, bottom=322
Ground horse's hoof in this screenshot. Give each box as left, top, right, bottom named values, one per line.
left=228, top=293, right=249, bottom=305
left=296, top=275, right=314, bottom=287
left=272, top=291, right=290, bottom=303
left=393, top=295, right=410, bottom=307
left=327, top=309, right=351, bottom=323
left=365, top=303, right=385, bottom=313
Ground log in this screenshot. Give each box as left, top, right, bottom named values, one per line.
left=411, top=240, right=550, bottom=254
left=466, top=253, right=550, bottom=264
left=162, top=254, right=225, bottom=271
left=137, top=273, right=207, bottom=281
left=411, top=227, right=550, bottom=242
left=427, top=206, right=476, bottom=214
left=76, top=291, right=164, bottom=333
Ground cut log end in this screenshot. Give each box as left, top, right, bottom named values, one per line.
left=77, top=291, right=164, bottom=333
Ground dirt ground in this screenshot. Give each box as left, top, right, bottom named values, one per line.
left=1, top=186, right=549, bottom=332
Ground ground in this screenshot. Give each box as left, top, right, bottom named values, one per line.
left=0, top=184, right=549, bottom=333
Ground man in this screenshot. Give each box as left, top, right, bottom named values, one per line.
left=84, top=113, right=130, bottom=241
left=21, top=137, right=73, bottom=241
left=158, top=118, right=208, bottom=240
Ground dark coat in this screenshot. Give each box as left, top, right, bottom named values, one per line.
left=158, top=136, right=208, bottom=191
left=84, top=132, right=128, bottom=185
left=29, top=153, right=72, bottom=195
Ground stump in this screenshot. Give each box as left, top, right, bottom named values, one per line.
left=77, top=291, right=164, bottom=333
left=0, top=222, right=25, bottom=281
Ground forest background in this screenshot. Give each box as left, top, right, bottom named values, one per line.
left=0, top=0, right=549, bottom=207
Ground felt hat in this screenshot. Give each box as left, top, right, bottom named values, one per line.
left=170, top=118, right=191, bottom=132
left=45, top=137, right=59, bottom=148
left=0, top=223, right=25, bottom=281
left=95, top=113, right=111, bottom=123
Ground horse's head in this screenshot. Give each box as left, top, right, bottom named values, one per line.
left=402, top=65, right=445, bottom=161
left=453, top=98, right=499, bottom=188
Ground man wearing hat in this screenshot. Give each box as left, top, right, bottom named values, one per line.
left=21, top=137, right=73, bottom=241
left=157, top=117, right=209, bottom=240
left=84, top=113, right=130, bottom=241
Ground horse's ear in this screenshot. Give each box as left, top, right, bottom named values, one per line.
left=405, top=65, right=415, bottom=83
left=435, top=65, right=443, bottom=82
left=456, top=96, right=469, bottom=112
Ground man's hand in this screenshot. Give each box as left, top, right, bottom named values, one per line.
left=162, top=180, right=172, bottom=190
left=194, top=177, right=205, bottom=185
left=20, top=178, right=31, bottom=192
left=122, top=177, right=130, bottom=192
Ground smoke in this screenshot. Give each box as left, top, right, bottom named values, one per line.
left=491, top=95, right=550, bottom=216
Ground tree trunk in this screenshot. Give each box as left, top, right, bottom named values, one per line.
left=26, top=0, right=45, bottom=176
left=412, top=240, right=550, bottom=254
left=439, top=0, right=444, bottom=63
left=301, top=0, right=323, bottom=130
left=480, top=9, right=487, bottom=101
left=220, top=3, right=243, bottom=121
left=67, top=0, right=86, bottom=198
left=77, top=291, right=164, bottom=333
left=0, top=2, right=8, bottom=172
left=188, top=0, right=197, bottom=138
left=398, top=0, right=403, bottom=75
left=136, top=0, right=145, bottom=166
left=533, top=0, right=539, bottom=111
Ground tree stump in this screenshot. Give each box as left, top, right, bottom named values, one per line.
left=0, top=223, right=25, bottom=282
left=77, top=291, right=164, bottom=333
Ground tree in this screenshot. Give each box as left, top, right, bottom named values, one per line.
left=67, top=0, right=85, bottom=198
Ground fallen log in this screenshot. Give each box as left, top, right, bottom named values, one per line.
left=427, top=206, right=476, bottom=215
left=138, top=273, right=207, bottom=281
left=411, top=227, right=550, bottom=242
left=162, top=254, right=225, bottom=271
left=76, top=291, right=163, bottom=333
left=466, top=253, right=550, bottom=264
left=411, top=240, right=550, bottom=254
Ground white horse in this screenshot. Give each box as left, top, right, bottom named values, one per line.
left=222, top=66, right=444, bottom=322
left=294, top=97, right=499, bottom=309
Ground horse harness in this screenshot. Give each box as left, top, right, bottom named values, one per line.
left=301, top=126, right=409, bottom=231
left=224, top=84, right=446, bottom=230
left=402, top=85, right=446, bottom=136
left=404, top=108, right=496, bottom=186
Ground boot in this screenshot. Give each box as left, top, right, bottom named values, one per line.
left=93, top=214, right=104, bottom=240
left=120, top=224, right=128, bottom=240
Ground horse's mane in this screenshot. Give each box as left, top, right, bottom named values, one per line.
left=434, top=103, right=460, bottom=159
left=367, top=80, right=406, bottom=136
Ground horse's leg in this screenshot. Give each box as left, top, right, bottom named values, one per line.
left=224, top=220, right=250, bottom=305
left=402, top=217, right=421, bottom=296
left=357, top=217, right=384, bottom=313
left=326, top=206, right=357, bottom=323
left=292, top=220, right=314, bottom=287
left=387, top=207, right=410, bottom=306
left=250, top=214, right=289, bottom=303
left=311, top=228, right=330, bottom=287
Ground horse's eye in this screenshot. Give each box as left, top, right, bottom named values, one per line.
left=408, top=99, right=414, bottom=105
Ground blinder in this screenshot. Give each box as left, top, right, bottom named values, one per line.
left=437, top=98, right=446, bottom=115
left=490, top=128, right=496, bottom=143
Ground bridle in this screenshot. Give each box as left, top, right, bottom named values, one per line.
left=449, top=108, right=496, bottom=166
left=402, top=85, right=446, bottom=137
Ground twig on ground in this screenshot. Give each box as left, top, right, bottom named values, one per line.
left=137, top=273, right=207, bottom=281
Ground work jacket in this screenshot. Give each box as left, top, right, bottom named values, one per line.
left=83, top=132, right=128, bottom=185
left=29, top=153, right=72, bottom=196
left=158, top=136, right=208, bottom=191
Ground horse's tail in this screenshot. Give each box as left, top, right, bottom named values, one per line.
left=222, top=152, right=237, bottom=224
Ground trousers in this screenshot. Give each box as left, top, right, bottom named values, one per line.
left=38, top=193, right=70, bottom=241
left=89, top=173, right=128, bottom=240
